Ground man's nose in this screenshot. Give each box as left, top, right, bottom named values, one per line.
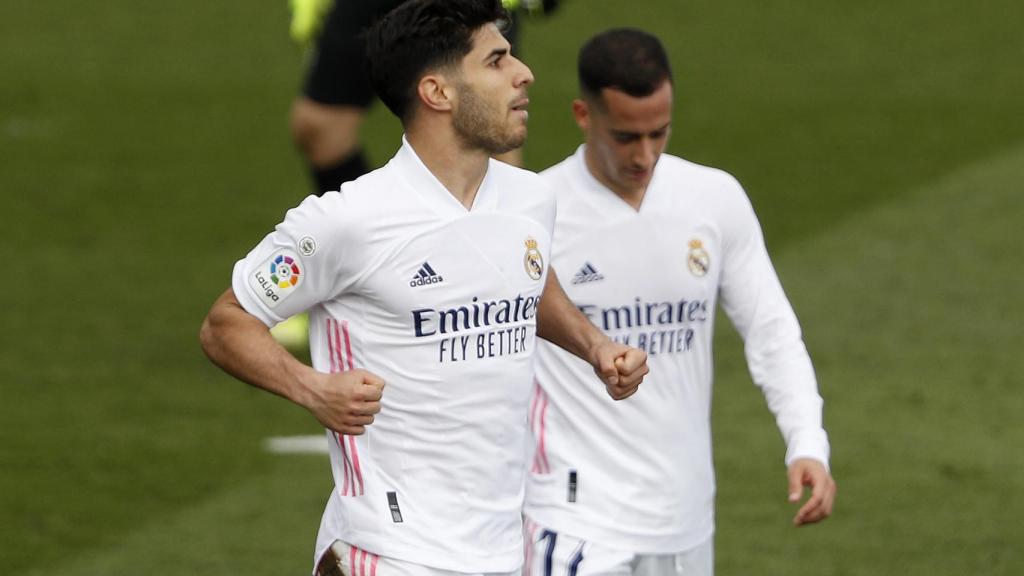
left=513, top=56, right=534, bottom=87
left=634, top=139, right=657, bottom=167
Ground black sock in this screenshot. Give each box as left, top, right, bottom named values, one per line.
left=312, top=150, right=369, bottom=196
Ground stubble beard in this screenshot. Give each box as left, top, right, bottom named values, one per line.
left=452, top=81, right=526, bottom=155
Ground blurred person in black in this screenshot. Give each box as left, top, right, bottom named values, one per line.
left=288, top=0, right=559, bottom=195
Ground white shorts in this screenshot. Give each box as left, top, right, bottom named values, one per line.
left=315, top=540, right=521, bottom=576
left=523, top=519, right=713, bottom=576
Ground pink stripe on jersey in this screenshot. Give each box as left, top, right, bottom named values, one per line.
left=326, top=317, right=365, bottom=497
left=336, top=432, right=352, bottom=496
left=538, top=391, right=550, bottom=472
left=349, top=434, right=364, bottom=495
left=326, top=319, right=338, bottom=374
left=532, top=383, right=550, bottom=474
left=333, top=319, right=347, bottom=370
left=327, top=320, right=351, bottom=496
left=523, top=517, right=537, bottom=576
left=529, top=383, right=541, bottom=473
left=345, top=546, right=378, bottom=576
left=342, top=321, right=363, bottom=494
left=342, top=320, right=355, bottom=370
left=529, top=381, right=541, bottom=427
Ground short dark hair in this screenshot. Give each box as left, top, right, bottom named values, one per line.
left=366, top=0, right=509, bottom=123
left=578, top=28, right=672, bottom=102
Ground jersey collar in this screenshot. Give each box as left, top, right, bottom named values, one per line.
left=571, top=144, right=664, bottom=215
left=393, top=136, right=499, bottom=219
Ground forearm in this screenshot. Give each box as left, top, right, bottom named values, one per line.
left=535, top=269, right=607, bottom=363
left=745, top=333, right=829, bottom=468
left=199, top=288, right=318, bottom=408
left=721, top=241, right=829, bottom=467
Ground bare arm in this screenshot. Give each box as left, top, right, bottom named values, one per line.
left=536, top=268, right=648, bottom=399
left=199, top=288, right=382, bottom=435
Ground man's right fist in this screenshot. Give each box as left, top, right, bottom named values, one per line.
left=305, top=368, right=384, bottom=435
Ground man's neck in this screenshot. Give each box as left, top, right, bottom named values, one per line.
left=583, top=148, right=646, bottom=212
left=406, top=128, right=490, bottom=210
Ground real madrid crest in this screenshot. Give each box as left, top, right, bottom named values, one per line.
left=524, top=237, right=544, bottom=280
left=687, top=238, right=710, bottom=277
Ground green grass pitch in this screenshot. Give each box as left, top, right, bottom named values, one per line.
left=2, top=1, right=1022, bottom=574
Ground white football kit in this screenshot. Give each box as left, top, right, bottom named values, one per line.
left=232, top=139, right=556, bottom=573
left=524, top=146, right=830, bottom=561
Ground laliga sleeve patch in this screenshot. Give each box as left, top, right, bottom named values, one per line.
left=248, top=249, right=304, bottom=309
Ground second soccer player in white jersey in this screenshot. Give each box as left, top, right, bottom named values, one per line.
left=523, top=29, right=837, bottom=576
left=200, top=4, right=647, bottom=575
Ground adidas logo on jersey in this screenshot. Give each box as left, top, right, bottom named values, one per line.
left=410, top=262, right=444, bottom=287
left=571, top=262, right=604, bottom=284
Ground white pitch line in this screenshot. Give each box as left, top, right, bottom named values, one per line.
left=264, top=435, right=330, bottom=455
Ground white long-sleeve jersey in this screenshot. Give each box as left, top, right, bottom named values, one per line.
left=524, top=146, right=829, bottom=553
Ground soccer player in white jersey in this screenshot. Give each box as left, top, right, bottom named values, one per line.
left=523, top=29, right=837, bottom=576
left=199, top=4, right=648, bottom=575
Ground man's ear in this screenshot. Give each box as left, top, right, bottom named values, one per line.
left=572, top=98, right=590, bottom=131
left=418, top=72, right=456, bottom=113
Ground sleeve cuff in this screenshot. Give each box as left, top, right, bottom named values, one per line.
left=784, top=428, right=831, bottom=472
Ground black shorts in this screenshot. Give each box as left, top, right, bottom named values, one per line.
left=303, top=0, right=521, bottom=107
